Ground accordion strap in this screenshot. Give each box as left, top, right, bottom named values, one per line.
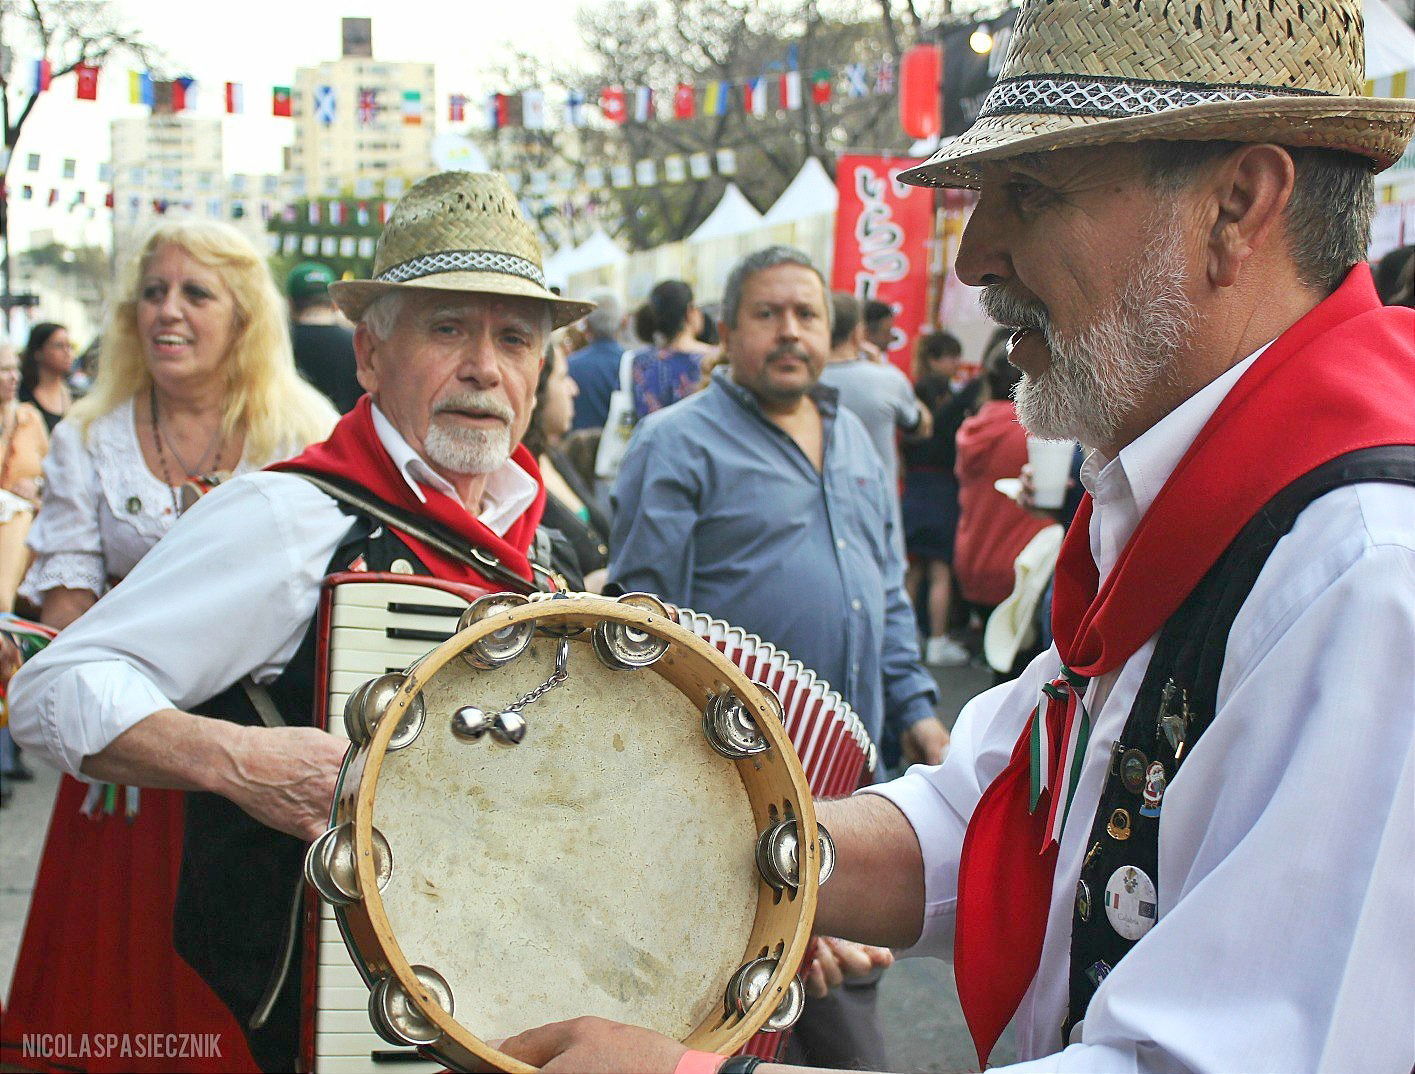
left=289, top=470, right=555, bottom=594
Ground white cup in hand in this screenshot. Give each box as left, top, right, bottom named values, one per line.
left=1026, top=438, right=1075, bottom=509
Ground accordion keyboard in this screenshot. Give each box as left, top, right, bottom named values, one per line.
left=314, top=581, right=466, bottom=1073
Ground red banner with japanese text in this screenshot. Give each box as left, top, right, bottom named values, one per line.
left=831, top=154, right=934, bottom=379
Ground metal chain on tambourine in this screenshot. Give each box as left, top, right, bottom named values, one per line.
left=499, top=635, right=569, bottom=712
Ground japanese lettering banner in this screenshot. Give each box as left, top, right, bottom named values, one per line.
left=831, top=154, right=933, bottom=378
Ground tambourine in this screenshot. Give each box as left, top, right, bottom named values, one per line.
left=305, top=591, right=833, bottom=1073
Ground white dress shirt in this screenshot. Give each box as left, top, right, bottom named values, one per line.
left=866, top=349, right=1415, bottom=1073
left=10, top=405, right=538, bottom=780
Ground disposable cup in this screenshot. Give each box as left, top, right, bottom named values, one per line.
left=1027, top=438, right=1075, bottom=509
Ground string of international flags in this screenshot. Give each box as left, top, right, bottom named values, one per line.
left=21, top=53, right=899, bottom=129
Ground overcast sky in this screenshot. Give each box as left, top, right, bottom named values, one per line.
left=9, top=0, right=587, bottom=246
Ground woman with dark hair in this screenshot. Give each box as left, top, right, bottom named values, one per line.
left=629, top=279, right=714, bottom=418
left=527, top=336, right=612, bottom=590
left=901, top=331, right=972, bottom=666
left=19, top=322, right=76, bottom=432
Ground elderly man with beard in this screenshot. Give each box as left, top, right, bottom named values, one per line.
left=500, top=0, right=1415, bottom=1071
left=9, top=172, right=593, bottom=1071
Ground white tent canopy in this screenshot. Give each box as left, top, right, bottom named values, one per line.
left=1365, top=0, right=1415, bottom=80
left=553, top=228, right=628, bottom=279
left=763, top=157, right=838, bottom=224
left=687, top=184, right=764, bottom=243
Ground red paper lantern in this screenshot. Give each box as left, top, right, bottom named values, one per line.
left=899, top=44, right=943, bottom=139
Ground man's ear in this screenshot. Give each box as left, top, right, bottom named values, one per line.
left=1204, top=143, right=1295, bottom=289
left=353, top=322, right=379, bottom=395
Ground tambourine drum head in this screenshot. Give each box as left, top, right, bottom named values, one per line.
left=372, top=634, right=758, bottom=1043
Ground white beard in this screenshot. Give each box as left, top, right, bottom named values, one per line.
left=984, top=208, right=1199, bottom=448
left=423, top=420, right=512, bottom=475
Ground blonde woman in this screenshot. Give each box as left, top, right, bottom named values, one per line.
left=6, top=220, right=335, bottom=1073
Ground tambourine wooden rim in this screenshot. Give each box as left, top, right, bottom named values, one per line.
left=332, top=593, right=821, bottom=1073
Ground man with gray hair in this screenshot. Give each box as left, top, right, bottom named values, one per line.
left=608, top=244, right=940, bottom=1070
left=567, top=286, right=627, bottom=430
left=10, top=171, right=592, bottom=1070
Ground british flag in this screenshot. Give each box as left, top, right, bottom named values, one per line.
left=358, top=87, right=379, bottom=125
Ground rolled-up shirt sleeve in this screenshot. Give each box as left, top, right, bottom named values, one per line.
left=10, top=474, right=351, bottom=778
left=20, top=419, right=106, bottom=604
left=863, top=652, right=1054, bottom=957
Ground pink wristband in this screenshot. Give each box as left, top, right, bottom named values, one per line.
left=673, top=1050, right=725, bottom=1074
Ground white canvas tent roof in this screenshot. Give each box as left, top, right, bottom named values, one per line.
left=763, top=157, right=838, bottom=224
left=687, top=184, right=764, bottom=243
left=1365, top=0, right=1415, bottom=80
left=553, top=228, right=628, bottom=278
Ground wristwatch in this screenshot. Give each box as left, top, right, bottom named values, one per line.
left=717, top=1058, right=763, bottom=1074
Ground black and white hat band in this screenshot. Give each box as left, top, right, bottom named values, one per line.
left=375, top=248, right=548, bottom=289
left=977, top=74, right=1328, bottom=122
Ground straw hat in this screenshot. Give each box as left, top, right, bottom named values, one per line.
left=329, top=172, right=594, bottom=328
left=900, top=0, right=1415, bottom=188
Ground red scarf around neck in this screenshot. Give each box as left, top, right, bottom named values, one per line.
left=268, top=396, right=545, bottom=589
left=955, top=264, right=1415, bottom=1066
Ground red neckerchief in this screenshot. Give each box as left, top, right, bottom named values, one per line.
left=955, top=264, right=1415, bottom=1066
left=268, top=396, right=545, bottom=588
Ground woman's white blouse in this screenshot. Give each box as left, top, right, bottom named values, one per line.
left=21, top=398, right=286, bottom=603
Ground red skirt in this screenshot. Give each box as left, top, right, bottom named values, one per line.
left=0, top=777, right=258, bottom=1073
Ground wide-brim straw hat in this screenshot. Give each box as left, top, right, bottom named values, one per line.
left=900, top=0, right=1415, bottom=189
left=330, top=172, right=594, bottom=328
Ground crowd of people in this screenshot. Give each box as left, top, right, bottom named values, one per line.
left=0, top=0, right=1412, bottom=1071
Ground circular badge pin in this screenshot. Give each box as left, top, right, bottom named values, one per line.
left=1106, top=808, right=1132, bottom=841
left=1075, top=879, right=1092, bottom=922
left=1119, top=748, right=1148, bottom=794
left=1139, top=761, right=1167, bottom=818
left=125, top=495, right=142, bottom=514
left=1103, top=865, right=1158, bottom=941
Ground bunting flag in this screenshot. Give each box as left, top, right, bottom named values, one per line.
left=129, top=71, right=154, bottom=105
left=225, top=81, right=245, bottom=114
left=780, top=69, right=802, bottom=111
left=634, top=159, right=658, bottom=185
left=75, top=63, right=99, bottom=101
left=600, top=85, right=626, bottom=125
left=523, top=89, right=546, bottom=130
left=673, top=82, right=695, bottom=119
left=314, top=85, right=337, bottom=126
left=47, top=188, right=59, bottom=206
left=380, top=200, right=395, bottom=225
left=401, top=89, right=422, bottom=125
left=448, top=92, right=468, bottom=122
left=845, top=62, right=869, bottom=98
left=874, top=58, right=896, bottom=94
left=358, top=87, right=379, bottom=125
left=273, top=85, right=293, bottom=116
left=633, top=86, right=654, bottom=122
left=743, top=77, right=768, bottom=117
left=664, top=154, right=687, bottom=183
left=356, top=202, right=370, bottom=227
left=32, top=59, right=52, bottom=93
left=688, top=152, right=712, bottom=179
left=703, top=80, right=730, bottom=116
left=811, top=68, right=832, bottom=104
left=308, top=201, right=321, bottom=225
left=564, top=89, right=586, bottom=127
left=328, top=201, right=345, bottom=226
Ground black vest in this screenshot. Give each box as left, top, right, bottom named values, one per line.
left=173, top=509, right=436, bottom=1071
left=1064, top=446, right=1415, bottom=1041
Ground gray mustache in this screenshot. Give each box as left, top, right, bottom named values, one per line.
left=979, top=286, right=1049, bottom=332
left=434, top=393, right=514, bottom=421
